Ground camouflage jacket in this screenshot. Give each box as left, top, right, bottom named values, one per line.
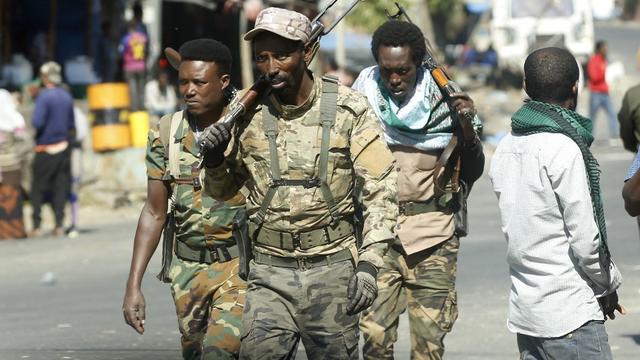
left=204, top=77, right=398, bottom=268
left=146, top=111, right=245, bottom=249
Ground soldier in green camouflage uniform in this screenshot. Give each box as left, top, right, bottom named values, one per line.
left=352, top=21, right=485, bottom=360
left=123, top=39, right=245, bottom=360
left=200, top=7, right=397, bottom=359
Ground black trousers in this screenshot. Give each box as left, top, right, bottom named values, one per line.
left=31, top=149, right=71, bottom=229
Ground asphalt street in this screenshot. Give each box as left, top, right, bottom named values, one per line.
left=1, top=19, right=639, bottom=360
left=1, top=143, right=638, bottom=360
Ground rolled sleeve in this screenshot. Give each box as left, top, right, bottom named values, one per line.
left=145, top=124, right=167, bottom=180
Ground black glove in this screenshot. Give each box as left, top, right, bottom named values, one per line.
left=200, top=122, right=232, bottom=168
left=598, top=291, right=621, bottom=320
left=346, top=262, right=378, bottom=315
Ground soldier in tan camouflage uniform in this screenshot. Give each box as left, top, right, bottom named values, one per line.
left=123, top=39, right=246, bottom=360
left=200, top=7, right=397, bottom=359
left=352, top=21, right=485, bottom=360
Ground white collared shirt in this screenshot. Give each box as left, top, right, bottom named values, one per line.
left=489, top=132, right=622, bottom=337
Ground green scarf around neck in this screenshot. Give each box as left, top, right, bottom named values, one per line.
left=511, top=100, right=611, bottom=271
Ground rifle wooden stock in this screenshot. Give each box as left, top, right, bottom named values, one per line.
left=164, top=47, right=182, bottom=70
left=221, top=77, right=271, bottom=125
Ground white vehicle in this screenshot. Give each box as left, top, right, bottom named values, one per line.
left=490, top=0, right=594, bottom=72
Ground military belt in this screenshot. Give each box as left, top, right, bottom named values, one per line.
left=175, top=240, right=239, bottom=264
left=398, top=200, right=439, bottom=216
left=253, top=248, right=353, bottom=270
left=173, top=176, right=202, bottom=190
left=271, top=178, right=321, bottom=189
left=250, top=218, right=353, bottom=250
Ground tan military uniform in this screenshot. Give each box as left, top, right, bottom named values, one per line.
left=356, top=70, right=484, bottom=360
left=361, top=145, right=461, bottom=360
left=205, top=76, right=397, bottom=359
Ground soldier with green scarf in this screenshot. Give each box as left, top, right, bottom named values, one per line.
left=490, top=47, right=624, bottom=360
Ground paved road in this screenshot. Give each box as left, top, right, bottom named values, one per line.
left=1, top=144, right=638, bottom=360
left=1, top=20, right=639, bottom=360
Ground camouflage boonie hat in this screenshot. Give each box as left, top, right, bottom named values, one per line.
left=243, top=7, right=311, bottom=43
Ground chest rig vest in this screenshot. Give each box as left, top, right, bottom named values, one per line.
left=251, top=76, right=354, bottom=250
left=159, top=111, right=239, bottom=264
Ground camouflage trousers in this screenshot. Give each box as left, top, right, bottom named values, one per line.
left=169, top=255, right=246, bottom=360
left=239, top=259, right=359, bottom=359
left=360, top=236, right=460, bottom=360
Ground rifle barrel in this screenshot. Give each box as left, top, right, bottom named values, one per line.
left=312, top=0, right=338, bottom=22
left=323, top=0, right=361, bottom=35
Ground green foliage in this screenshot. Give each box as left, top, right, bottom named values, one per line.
left=346, top=0, right=411, bottom=32
left=427, top=0, right=461, bottom=15
left=347, top=0, right=465, bottom=35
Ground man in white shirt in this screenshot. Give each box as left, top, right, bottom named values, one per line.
left=489, top=47, right=624, bottom=359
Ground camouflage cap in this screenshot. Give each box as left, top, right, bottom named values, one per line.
left=40, top=61, right=62, bottom=85
left=243, top=7, right=311, bottom=43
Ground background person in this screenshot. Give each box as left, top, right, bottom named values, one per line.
left=587, top=40, right=618, bottom=143
left=144, top=69, right=177, bottom=118
left=0, top=89, right=30, bottom=239
left=119, top=21, right=148, bottom=111
left=618, top=82, right=640, bottom=152
left=29, top=61, right=74, bottom=238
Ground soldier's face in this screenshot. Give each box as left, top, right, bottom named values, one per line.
left=253, top=33, right=308, bottom=96
left=178, top=60, right=229, bottom=116
left=377, top=45, right=418, bottom=104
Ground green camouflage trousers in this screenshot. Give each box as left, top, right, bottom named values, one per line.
left=360, top=236, right=460, bottom=360
left=169, top=255, right=246, bottom=360
left=239, top=259, right=359, bottom=359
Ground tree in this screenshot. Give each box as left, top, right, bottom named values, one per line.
left=347, top=0, right=466, bottom=48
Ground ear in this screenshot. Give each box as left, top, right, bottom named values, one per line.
left=572, top=81, right=579, bottom=96
left=220, top=74, right=231, bottom=90
left=303, top=42, right=317, bottom=66
left=164, top=47, right=182, bottom=70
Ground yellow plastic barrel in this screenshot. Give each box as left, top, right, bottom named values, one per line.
left=88, top=83, right=131, bottom=152
left=129, top=111, right=150, bottom=148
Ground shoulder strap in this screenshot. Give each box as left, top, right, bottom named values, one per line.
left=254, top=105, right=281, bottom=225
left=159, top=113, right=172, bottom=150
left=166, top=111, right=183, bottom=178
left=318, top=75, right=339, bottom=223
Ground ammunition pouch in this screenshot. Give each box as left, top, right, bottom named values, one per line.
left=397, top=180, right=469, bottom=238
left=175, top=240, right=239, bottom=264
left=452, top=180, right=468, bottom=237
left=156, top=211, right=175, bottom=283
left=232, top=209, right=252, bottom=281
left=250, top=218, right=354, bottom=251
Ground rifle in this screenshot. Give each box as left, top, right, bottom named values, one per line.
left=162, top=0, right=363, bottom=157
